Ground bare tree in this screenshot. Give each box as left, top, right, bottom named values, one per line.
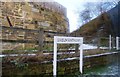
left=80, top=9, right=91, bottom=24
left=77, top=1, right=118, bottom=26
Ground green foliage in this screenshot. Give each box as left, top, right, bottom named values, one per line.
left=100, top=37, right=109, bottom=46
left=10, top=59, right=28, bottom=70
left=43, top=45, right=53, bottom=51
left=24, top=48, right=38, bottom=51
left=2, top=50, right=15, bottom=54
left=2, top=47, right=38, bottom=54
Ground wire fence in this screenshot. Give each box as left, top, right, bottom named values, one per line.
left=1, top=26, right=119, bottom=54
left=1, top=26, right=68, bottom=53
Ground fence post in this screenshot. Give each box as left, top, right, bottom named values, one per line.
left=112, top=37, right=115, bottom=49
left=66, top=33, right=70, bottom=36
left=116, top=37, right=119, bottom=50
left=75, top=44, right=79, bottom=52
left=109, top=35, right=112, bottom=50
left=24, top=30, right=28, bottom=49
left=38, top=28, right=44, bottom=53
left=0, top=42, right=1, bottom=77
left=97, top=37, right=100, bottom=49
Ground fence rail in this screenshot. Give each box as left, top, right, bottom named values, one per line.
left=1, top=26, right=66, bottom=34
left=1, top=26, right=67, bottom=52
left=1, top=39, right=54, bottom=44
left=1, top=26, right=119, bottom=52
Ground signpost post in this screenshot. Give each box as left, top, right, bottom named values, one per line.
left=116, top=37, right=119, bottom=50
left=109, top=35, right=112, bottom=50
left=53, top=36, right=83, bottom=76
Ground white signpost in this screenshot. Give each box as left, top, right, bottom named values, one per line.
left=53, top=36, right=83, bottom=76
left=116, top=37, right=119, bottom=50
left=109, top=35, right=112, bottom=50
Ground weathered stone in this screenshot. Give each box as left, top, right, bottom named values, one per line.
left=1, top=1, right=69, bottom=50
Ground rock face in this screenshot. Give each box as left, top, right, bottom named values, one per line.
left=0, top=1, right=69, bottom=50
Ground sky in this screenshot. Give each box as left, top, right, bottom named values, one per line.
left=55, top=0, right=86, bottom=32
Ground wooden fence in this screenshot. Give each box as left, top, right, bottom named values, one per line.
left=1, top=26, right=68, bottom=52
left=1, top=26, right=114, bottom=53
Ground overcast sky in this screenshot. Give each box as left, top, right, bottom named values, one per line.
left=55, top=0, right=86, bottom=32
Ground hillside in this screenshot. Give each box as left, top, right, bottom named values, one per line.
left=71, top=2, right=120, bottom=39
left=71, top=13, right=112, bottom=38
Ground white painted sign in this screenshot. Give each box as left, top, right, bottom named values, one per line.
left=53, top=36, right=83, bottom=76
left=56, top=36, right=83, bottom=44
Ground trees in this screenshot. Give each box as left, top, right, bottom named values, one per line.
left=78, top=1, right=118, bottom=26
left=80, top=9, right=91, bottom=24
